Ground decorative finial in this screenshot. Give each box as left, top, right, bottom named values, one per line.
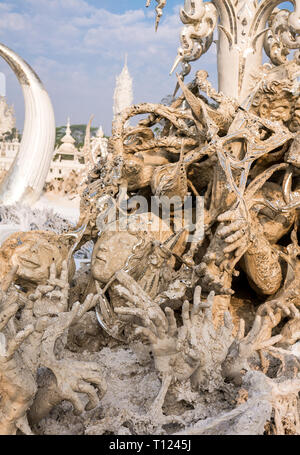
left=97, top=125, right=104, bottom=138
left=66, top=117, right=71, bottom=135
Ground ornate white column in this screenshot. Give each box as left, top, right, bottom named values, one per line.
left=169, top=0, right=300, bottom=102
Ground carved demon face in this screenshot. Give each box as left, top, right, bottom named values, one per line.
left=10, top=234, right=65, bottom=285
left=92, top=230, right=138, bottom=284
left=289, top=97, right=300, bottom=132
left=259, top=96, right=292, bottom=124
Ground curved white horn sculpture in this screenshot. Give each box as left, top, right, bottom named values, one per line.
left=0, top=43, right=55, bottom=205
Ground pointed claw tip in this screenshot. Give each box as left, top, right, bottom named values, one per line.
left=173, top=84, right=179, bottom=97
left=155, top=17, right=160, bottom=32
left=170, top=56, right=183, bottom=76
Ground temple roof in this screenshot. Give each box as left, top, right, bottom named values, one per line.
left=58, top=118, right=77, bottom=155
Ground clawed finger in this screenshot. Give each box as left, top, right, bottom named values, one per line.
left=64, top=388, right=85, bottom=415
left=237, top=318, right=245, bottom=340
left=224, top=238, right=246, bottom=254
left=150, top=311, right=167, bottom=339
left=29, top=285, right=54, bottom=301
left=89, top=375, right=107, bottom=399
left=0, top=302, right=19, bottom=331
left=217, top=210, right=237, bottom=223
left=185, top=348, right=200, bottom=362
left=192, top=286, right=201, bottom=316
left=259, top=334, right=283, bottom=350
left=135, top=327, right=157, bottom=344
left=234, top=241, right=249, bottom=258
left=223, top=311, right=233, bottom=330
left=225, top=229, right=246, bottom=244
left=49, top=262, right=57, bottom=282
left=78, top=382, right=99, bottom=411
left=7, top=324, right=34, bottom=358
left=181, top=300, right=191, bottom=327
left=202, top=253, right=216, bottom=264
left=1, top=265, right=19, bottom=292
left=288, top=303, right=300, bottom=319
left=219, top=220, right=245, bottom=238
left=266, top=306, right=276, bottom=326
left=47, top=279, right=69, bottom=290
left=60, top=261, right=68, bottom=282
left=115, top=306, right=153, bottom=329
left=113, top=284, right=138, bottom=307
left=83, top=294, right=98, bottom=312
left=165, top=307, right=177, bottom=336
left=204, top=291, right=215, bottom=319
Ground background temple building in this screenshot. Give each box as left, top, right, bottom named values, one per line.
left=48, top=118, right=85, bottom=181
left=0, top=104, right=108, bottom=195
left=0, top=59, right=133, bottom=193
left=0, top=136, right=20, bottom=180
left=113, top=55, right=133, bottom=127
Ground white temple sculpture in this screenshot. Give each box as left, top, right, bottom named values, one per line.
left=0, top=97, right=15, bottom=138
left=0, top=98, right=19, bottom=181
left=113, top=55, right=133, bottom=128
left=0, top=43, right=55, bottom=205
left=57, top=118, right=76, bottom=155
left=90, top=125, right=108, bottom=160
left=47, top=118, right=84, bottom=181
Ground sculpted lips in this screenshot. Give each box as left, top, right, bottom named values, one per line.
left=96, top=254, right=107, bottom=264
left=19, top=256, right=40, bottom=269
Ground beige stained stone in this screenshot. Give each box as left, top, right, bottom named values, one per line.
left=2, top=0, right=300, bottom=436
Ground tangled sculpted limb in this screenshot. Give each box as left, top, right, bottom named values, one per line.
left=0, top=257, right=107, bottom=434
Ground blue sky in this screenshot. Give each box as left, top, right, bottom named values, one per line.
left=0, top=0, right=293, bottom=134
left=0, top=0, right=219, bottom=133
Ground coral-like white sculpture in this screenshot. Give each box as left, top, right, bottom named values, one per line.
left=91, top=126, right=108, bottom=160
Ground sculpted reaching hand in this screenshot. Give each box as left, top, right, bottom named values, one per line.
left=32, top=296, right=107, bottom=422
left=217, top=205, right=251, bottom=263
left=116, top=297, right=200, bottom=416
left=28, top=261, right=70, bottom=317
left=116, top=286, right=233, bottom=414
left=222, top=312, right=283, bottom=386
left=0, top=289, right=35, bottom=435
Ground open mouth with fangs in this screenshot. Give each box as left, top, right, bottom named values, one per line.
left=19, top=256, right=40, bottom=269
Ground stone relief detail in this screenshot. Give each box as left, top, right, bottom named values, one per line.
left=170, top=0, right=217, bottom=87
left=264, top=6, right=300, bottom=66
left=2, top=0, right=300, bottom=436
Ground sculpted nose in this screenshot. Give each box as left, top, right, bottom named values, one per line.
left=31, top=243, right=38, bottom=253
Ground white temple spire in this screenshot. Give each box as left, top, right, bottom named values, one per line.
left=61, top=117, right=75, bottom=146
left=113, top=55, right=133, bottom=127
left=65, top=117, right=72, bottom=136
left=97, top=125, right=104, bottom=138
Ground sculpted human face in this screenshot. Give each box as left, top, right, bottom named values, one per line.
left=289, top=97, right=300, bottom=132
left=11, top=236, right=63, bottom=285
left=259, top=97, right=292, bottom=124
left=92, top=231, right=139, bottom=284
